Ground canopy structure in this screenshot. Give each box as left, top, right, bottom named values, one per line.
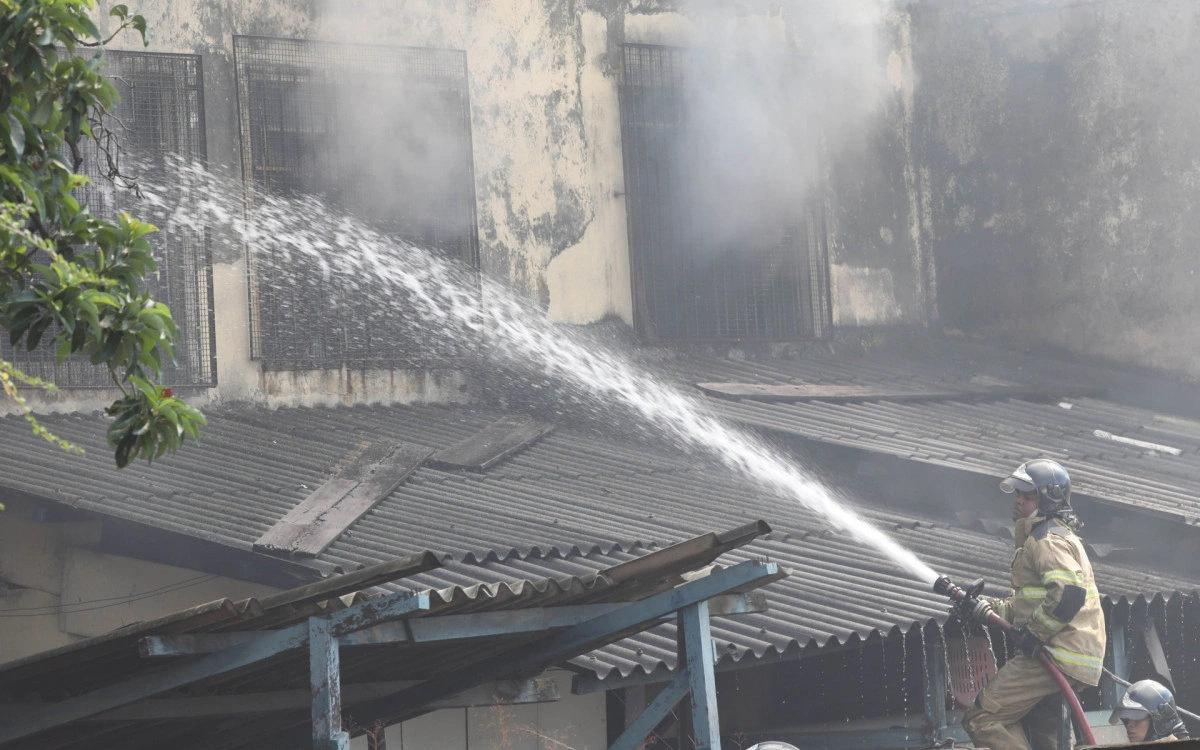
left=0, top=522, right=782, bottom=750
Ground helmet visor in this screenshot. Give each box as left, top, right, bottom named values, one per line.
left=1109, top=706, right=1149, bottom=724
left=1000, top=464, right=1036, bottom=494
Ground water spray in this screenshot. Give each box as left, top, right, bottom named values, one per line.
left=932, top=575, right=1097, bottom=745
left=143, top=159, right=941, bottom=585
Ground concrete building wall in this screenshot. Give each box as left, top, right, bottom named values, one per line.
left=2, top=0, right=931, bottom=421
left=0, top=511, right=278, bottom=664
left=912, top=0, right=1200, bottom=379
left=827, top=8, right=933, bottom=329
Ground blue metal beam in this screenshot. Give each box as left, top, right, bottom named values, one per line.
left=0, top=623, right=310, bottom=745
left=609, top=670, right=690, bottom=750
left=141, top=595, right=769, bottom=657
left=324, top=589, right=431, bottom=637
left=681, top=601, right=720, bottom=750
left=0, top=591, right=430, bottom=745
left=344, top=560, right=783, bottom=729
left=310, top=616, right=349, bottom=750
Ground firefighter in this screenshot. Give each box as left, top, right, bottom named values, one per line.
left=956, top=459, right=1106, bottom=750
left=1110, top=679, right=1191, bottom=742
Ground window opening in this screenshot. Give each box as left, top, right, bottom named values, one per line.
left=2, top=50, right=216, bottom=387
left=234, top=36, right=480, bottom=368
left=617, top=43, right=831, bottom=342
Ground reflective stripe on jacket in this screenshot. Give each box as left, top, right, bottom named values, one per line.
left=992, top=514, right=1106, bottom=685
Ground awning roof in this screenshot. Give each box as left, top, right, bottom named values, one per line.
left=0, top=524, right=780, bottom=749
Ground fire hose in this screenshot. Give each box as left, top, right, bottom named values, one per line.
left=933, top=575, right=1098, bottom=746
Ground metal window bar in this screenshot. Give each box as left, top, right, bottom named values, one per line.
left=617, top=43, right=832, bottom=342
left=2, top=50, right=217, bottom=387
left=233, top=36, right=481, bottom=369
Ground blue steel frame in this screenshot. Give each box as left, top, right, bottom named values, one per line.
left=0, top=560, right=782, bottom=749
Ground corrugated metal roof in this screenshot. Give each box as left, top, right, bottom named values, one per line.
left=0, top=527, right=771, bottom=749
left=2, top=346, right=1198, bottom=694
left=652, top=346, right=1200, bottom=525
left=705, top=396, right=1200, bottom=524
left=417, top=505, right=1200, bottom=684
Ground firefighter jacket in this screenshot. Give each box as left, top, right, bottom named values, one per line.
left=988, top=514, right=1106, bottom=686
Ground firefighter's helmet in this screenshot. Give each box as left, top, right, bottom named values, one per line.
left=1000, top=459, right=1072, bottom=517
left=1109, top=679, right=1188, bottom=741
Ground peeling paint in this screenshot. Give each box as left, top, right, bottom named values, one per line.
left=830, top=265, right=904, bottom=326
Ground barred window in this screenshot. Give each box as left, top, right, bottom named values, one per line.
left=234, top=36, right=480, bottom=368
left=2, top=51, right=216, bottom=387
left=617, top=44, right=831, bottom=342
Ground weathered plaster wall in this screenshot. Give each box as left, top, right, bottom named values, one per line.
left=913, top=0, right=1200, bottom=379
left=5, top=0, right=935, bottom=423
left=0, top=511, right=277, bottom=664
left=826, top=8, right=933, bottom=329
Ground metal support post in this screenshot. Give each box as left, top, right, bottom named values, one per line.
left=923, top=638, right=948, bottom=739
left=1102, top=625, right=1128, bottom=708
left=1142, top=620, right=1175, bottom=690
left=311, top=617, right=349, bottom=750
left=680, top=600, right=721, bottom=750
left=1057, top=695, right=1072, bottom=750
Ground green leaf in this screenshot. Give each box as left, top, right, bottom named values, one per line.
left=30, top=96, right=55, bottom=127
left=129, top=375, right=157, bottom=401
left=6, top=113, right=25, bottom=157
left=77, top=16, right=103, bottom=44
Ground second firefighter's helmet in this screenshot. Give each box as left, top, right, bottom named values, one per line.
left=1000, top=459, right=1071, bottom=517
left=1109, top=679, right=1188, bottom=741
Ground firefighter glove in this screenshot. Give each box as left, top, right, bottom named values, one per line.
left=1015, top=626, right=1044, bottom=658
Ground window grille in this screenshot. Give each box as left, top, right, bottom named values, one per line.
left=2, top=51, right=216, bottom=387
left=233, top=36, right=480, bottom=368
left=617, top=44, right=832, bottom=342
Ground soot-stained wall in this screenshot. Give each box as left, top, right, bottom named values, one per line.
left=912, top=0, right=1200, bottom=379
left=84, top=0, right=652, bottom=409
left=9, top=0, right=928, bottom=418
left=826, top=9, right=931, bottom=328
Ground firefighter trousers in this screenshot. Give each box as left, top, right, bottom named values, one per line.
left=962, top=653, right=1083, bottom=750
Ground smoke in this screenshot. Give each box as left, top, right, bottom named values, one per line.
left=672, top=0, right=900, bottom=257
left=259, top=32, right=475, bottom=251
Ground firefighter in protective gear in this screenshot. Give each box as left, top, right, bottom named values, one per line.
left=961, top=459, right=1107, bottom=750
left=1109, top=679, right=1190, bottom=742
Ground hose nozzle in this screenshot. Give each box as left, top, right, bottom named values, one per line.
left=932, top=574, right=985, bottom=603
